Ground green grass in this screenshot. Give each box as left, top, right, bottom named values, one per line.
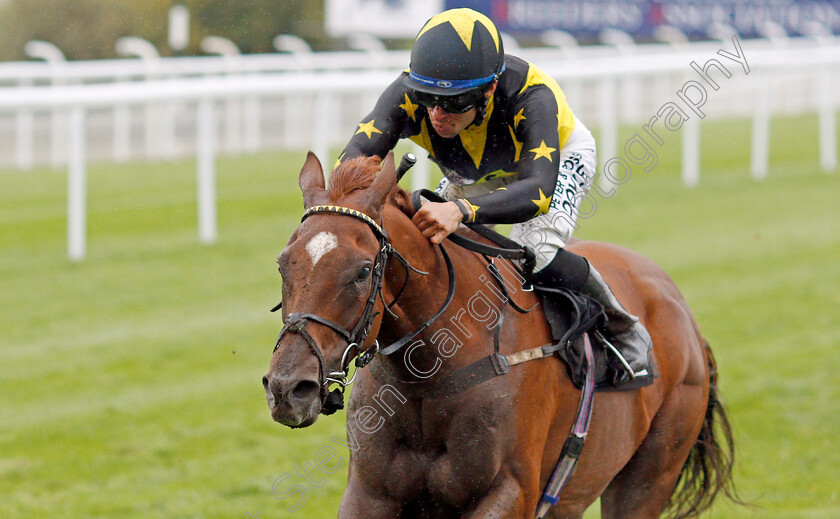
left=1, top=113, right=838, bottom=518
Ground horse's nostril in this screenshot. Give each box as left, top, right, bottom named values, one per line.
left=262, top=375, right=269, bottom=390
left=289, top=380, right=320, bottom=403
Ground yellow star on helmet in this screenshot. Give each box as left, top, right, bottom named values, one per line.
left=417, top=8, right=500, bottom=52
left=530, top=140, right=556, bottom=162
left=399, top=94, right=419, bottom=121
left=531, top=188, right=552, bottom=216
left=355, top=120, right=382, bottom=140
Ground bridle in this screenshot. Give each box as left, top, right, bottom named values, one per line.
left=271, top=204, right=455, bottom=414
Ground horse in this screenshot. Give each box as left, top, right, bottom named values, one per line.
left=263, top=151, right=737, bottom=518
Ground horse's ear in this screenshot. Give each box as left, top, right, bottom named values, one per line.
left=364, top=151, right=397, bottom=211
left=298, top=151, right=327, bottom=209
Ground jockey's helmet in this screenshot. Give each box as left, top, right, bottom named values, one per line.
left=405, top=8, right=505, bottom=114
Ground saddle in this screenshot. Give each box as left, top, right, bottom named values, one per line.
left=537, top=287, right=647, bottom=391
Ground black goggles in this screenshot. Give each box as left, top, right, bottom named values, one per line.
left=413, top=88, right=487, bottom=114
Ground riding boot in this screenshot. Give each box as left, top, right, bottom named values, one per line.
left=532, top=249, right=655, bottom=388
left=531, top=248, right=590, bottom=292
left=580, top=265, right=655, bottom=388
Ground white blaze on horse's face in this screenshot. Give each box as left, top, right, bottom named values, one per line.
left=305, top=231, right=338, bottom=266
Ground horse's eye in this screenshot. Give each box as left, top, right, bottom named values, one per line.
left=356, top=266, right=372, bottom=282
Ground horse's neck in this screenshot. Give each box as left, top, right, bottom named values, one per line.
left=378, top=206, right=517, bottom=377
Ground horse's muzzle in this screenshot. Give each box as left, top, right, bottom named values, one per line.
left=262, top=373, right=322, bottom=428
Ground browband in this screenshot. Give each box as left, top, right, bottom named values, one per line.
left=303, top=204, right=386, bottom=239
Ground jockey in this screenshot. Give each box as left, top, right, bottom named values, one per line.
left=337, top=8, right=652, bottom=386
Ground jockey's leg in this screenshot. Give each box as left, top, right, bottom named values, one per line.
left=530, top=247, right=589, bottom=291
left=529, top=245, right=654, bottom=387
left=433, top=176, right=452, bottom=196
left=579, top=261, right=654, bottom=386
left=510, top=141, right=653, bottom=387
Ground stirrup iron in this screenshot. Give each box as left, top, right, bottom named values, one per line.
left=594, top=330, right=636, bottom=380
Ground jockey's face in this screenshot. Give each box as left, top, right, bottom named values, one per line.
left=425, top=83, right=497, bottom=139
left=428, top=105, right=477, bottom=138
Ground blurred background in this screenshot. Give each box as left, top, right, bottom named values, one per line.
left=1, top=1, right=838, bottom=518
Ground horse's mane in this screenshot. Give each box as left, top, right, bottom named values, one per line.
left=328, top=155, right=414, bottom=217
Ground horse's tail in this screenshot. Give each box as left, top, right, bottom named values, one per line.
left=665, top=342, right=741, bottom=519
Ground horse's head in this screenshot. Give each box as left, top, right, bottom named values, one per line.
left=263, top=151, right=398, bottom=428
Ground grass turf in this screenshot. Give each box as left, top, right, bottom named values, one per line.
left=1, top=114, right=838, bottom=518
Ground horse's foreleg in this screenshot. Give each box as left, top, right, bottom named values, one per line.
left=337, top=477, right=402, bottom=519
left=460, top=475, right=530, bottom=519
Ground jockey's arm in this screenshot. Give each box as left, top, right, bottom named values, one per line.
left=460, top=166, right=560, bottom=225
left=461, top=87, right=564, bottom=225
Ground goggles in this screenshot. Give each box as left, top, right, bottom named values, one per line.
left=413, top=88, right=487, bottom=114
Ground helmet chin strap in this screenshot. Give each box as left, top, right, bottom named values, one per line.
left=468, top=101, right=487, bottom=128
left=464, top=77, right=499, bottom=129
left=466, top=90, right=491, bottom=129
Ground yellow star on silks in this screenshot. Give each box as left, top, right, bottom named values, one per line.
left=531, top=188, right=552, bottom=216
left=508, top=126, right=523, bottom=161
left=416, top=8, right=500, bottom=52
left=399, top=94, right=419, bottom=121
left=355, top=120, right=382, bottom=139
left=530, top=140, right=556, bottom=162
left=334, top=152, right=345, bottom=170
left=513, top=108, right=526, bottom=129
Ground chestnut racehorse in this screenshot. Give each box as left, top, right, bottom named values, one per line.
left=263, top=152, right=736, bottom=518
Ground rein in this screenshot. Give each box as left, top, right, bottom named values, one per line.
left=411, top=188, right=537, bottom=287
left=271, top=204, right=456, bottom=414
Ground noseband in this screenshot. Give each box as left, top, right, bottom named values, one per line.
left=272, top=204, right=455, bottom=415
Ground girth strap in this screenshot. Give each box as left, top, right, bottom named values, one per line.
left=536, top=333, right=596, bottom=518
left=369, top=343, right=561, bottom=400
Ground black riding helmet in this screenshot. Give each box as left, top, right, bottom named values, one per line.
left=405, top=8, right=505, bottom=119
